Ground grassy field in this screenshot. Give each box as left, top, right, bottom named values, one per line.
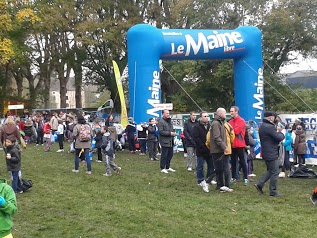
left=1, top=142, right=316, bottom=238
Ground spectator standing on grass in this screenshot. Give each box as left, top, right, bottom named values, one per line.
left=246, top=127, right=257, bottom=179
left=0, top=177, right=17, bottom=238
left=94, top=124, right=103, bottom=162
left=56, top=120, right=64, bottom=152
left=155, top=118, right=161, bottom=155
left=208, top=108, right=234, bottom=193
left=137, top=122, right=148, bottom=155
left=43, top=119, right=52, bottom=152
left=4, top=138, right=22, bottom=194
left=293, top=125, right=306, bottom=166
left=101, top=127, right=121, bottom=176
left=229, top=106, right=249, bottom=185
left=50, top=112, right=59, bottom=135
left=72, top=115, right=92, bottom=175
left=192, top=111, right=215, bottom=193
left=183, top=112, right=199, bottom=172
left=254, top=111, right=284, bottom=197
left=147, top=118, right=158, bottom=161
left=158, top=110, right=176, bottom=174
left=125, top=118, right=136, bottom=154
left=281, top=124, right=293, bottom=177
left=35, top=117, right=44, bottom=146
left=23, top=119, right=35, bottom=144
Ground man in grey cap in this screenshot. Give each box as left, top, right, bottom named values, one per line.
left=255, top=111, right=285, bottom=197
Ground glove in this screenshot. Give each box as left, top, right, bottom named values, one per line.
left=0, top=196, right=5, bottom=206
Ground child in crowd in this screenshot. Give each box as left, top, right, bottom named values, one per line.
left=147, top=118, right=158, bottom=161
left=0, top=178, right=17, bottom=238
left=246, top=127, right=257, bottom=178
left=125, top=118, right=136, bottom=154
left=137, top=122, right=148, bottom=155
left=56, top=120, right=64, bottom=152
left=5, top=138, right=22, bottom=194
left=94, top=124, right=103, bottom=162
left=281, top=124, right=292, bottom=177
left=293, top=125, right=306, bottom=166
left=101, top=127, right=121, bottom=176
left=43, top=120, right=51, bottom=152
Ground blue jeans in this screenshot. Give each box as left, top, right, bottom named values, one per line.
left=11, top=171, right=20, bottom=193
left=197, top=155, right=215, bottom=184
left=75, top=148, right=91, bottom=171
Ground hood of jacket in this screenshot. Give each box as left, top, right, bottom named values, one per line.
left=3, top=124, right=18, bottom=135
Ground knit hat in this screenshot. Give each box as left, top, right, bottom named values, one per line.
left=264, top=111, right=277, bottom=117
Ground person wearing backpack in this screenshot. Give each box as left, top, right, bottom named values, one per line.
left=72, top=115, right=92, bottom=175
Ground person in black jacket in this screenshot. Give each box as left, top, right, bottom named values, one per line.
left=183, top=112, right=199, bottom=171
left=147, top=118, right=158, bottom=161
left=192, top=111, right=215, bottom=193
left=158, top=110, right=177, bottom=173
left=255, top=111, right=285, bottom=197
left=5, top=138, right=22, bottom=193
left=94, top=126, right=104, bottom=162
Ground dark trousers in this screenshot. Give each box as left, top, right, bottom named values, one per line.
left=148, top=140, right=157, bottom=159
left=181, top=138, right=187, bottom=153
left=231, top=148, right=248, bottom=180
left=58, top=134, right=64, bottom=149
left=282, top=151, right=290, bottom=172
left=36, top=132, right=44, bottom=145
left=257, top=159, right=279, bottom=196
left=298, top=154, right=305, bottom=165
left=139, top=139, right=147, bottom=154
left=160, top=146, right=173, bottom=170
left=212, top=153, right=231, bottom=188
left=97, top=148, right=102, bottom=161
left=128, top=138, right=136, bottom=152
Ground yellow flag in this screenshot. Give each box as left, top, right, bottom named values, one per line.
left=112, top=60, right=128, bottom=128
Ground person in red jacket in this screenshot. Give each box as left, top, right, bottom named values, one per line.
left=43, top=120, right=52, bottom=152
left=229, top=106, right=249, bottom=185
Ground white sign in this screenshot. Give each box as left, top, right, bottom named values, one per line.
left=8, top=104, right=24, bottom=110
left=153, top=103, right=173, bottom=110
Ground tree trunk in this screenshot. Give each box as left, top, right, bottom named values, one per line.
left=74, top=65, right=82, bottom=108
left=15, top=71, right=23, bottom=98
left=27, top=67, right=36, bottom=109
left=58, top=64, right=70, bottom=108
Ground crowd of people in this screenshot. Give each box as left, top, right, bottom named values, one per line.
left=178, top=108, right=310, bottom=196
left=0, top=107, right=312, bottom=236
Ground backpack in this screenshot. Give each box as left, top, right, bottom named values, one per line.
left=20, top=178, right=33, bottom=192
left=78, top=124, right=91, bottom=142
left=101, top=132, right=114, bottom=156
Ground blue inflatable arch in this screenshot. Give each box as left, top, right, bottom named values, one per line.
left=127, top=24, right=264, bottom=123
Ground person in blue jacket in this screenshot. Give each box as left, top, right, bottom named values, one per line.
left=281, top=124, right=293, bottom=177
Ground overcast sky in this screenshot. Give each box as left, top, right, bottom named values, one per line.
left=279, top=54, right=317, bottom=74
